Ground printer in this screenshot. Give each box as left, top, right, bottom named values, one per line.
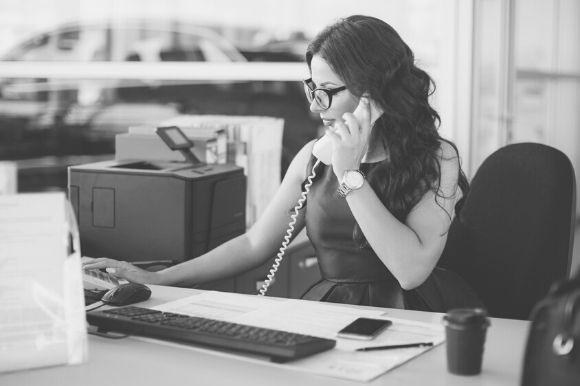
left=68, top=126, right=246, bottom=264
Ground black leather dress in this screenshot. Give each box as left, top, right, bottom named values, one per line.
left=301, top=161, right=483, bottom=312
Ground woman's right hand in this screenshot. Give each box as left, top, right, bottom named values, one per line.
left=82, top=256, right=161, bottom=285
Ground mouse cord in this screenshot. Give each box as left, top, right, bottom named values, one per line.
left=258, top=159, right=321, bottom=296
left=85, top=301, right=106, bottom=312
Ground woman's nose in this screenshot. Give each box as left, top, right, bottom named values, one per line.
left=309, top=99, right=323, bottom=113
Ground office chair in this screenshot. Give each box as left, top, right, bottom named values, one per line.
left=439, top=142, right=577, bottom=320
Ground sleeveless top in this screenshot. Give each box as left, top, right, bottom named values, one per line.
left=300, top=160, right=484, bottom=312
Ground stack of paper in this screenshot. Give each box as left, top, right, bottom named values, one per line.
left=116, top=125, right=227, bottom=164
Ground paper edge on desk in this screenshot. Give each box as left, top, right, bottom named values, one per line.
left=127, top=334, right=443, bottom=383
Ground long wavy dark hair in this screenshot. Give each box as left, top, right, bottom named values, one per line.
left=306, top=15, right=469, bottom=247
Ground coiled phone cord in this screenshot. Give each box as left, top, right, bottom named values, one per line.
left=258, top=159, right=321, bottom=296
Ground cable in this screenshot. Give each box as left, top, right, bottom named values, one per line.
left=85, top=301, right=106, bottom=312
left=258, top=159, right=321, bottom=296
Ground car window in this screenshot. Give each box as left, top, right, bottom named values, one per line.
left=3, top=23, right=246, bottom=64
left=160, top=32, right=205, bottom=62
left=56, top=30, right=81, bottom=52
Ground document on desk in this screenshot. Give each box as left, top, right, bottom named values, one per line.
left=0, top=193, right=88, bottom=373
left=153, top=291, right=445, bottom=382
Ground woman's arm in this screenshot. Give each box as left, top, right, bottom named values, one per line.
left=346, top=141, right=461, bottom=290
left=157, top=142, right=315, bottom=286
left=83, top=141, right=315, bottom=287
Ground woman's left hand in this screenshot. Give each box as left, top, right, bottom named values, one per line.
left=326, top=96, right=373, bottom=179
left=82, top=256, right=160, bottom=284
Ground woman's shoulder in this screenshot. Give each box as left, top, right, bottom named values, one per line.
left=434, top=139, right=463, bottom=201
left=436, top=138, right=460, bottom=162
left=285, top=139, right=318, bottom=182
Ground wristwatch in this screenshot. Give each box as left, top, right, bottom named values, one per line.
left=337, top=170, right=365, bottom=197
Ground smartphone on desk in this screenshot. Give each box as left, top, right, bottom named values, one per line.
left=337, top=317, right=393, bottom=340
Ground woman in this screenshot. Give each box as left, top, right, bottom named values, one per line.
left=83, top=15, right=482, bottom=312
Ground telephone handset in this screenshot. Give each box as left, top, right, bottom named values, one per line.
left=312, top=134, right=333, bottom=165
left=258, top=96, right=382, bottom=296
left=311, top=96, right=382, bottom=166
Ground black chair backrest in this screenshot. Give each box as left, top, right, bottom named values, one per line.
left=439, top=143, right=577, bottom=319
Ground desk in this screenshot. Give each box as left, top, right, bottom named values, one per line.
left=1, top=285, right=529, bottom=385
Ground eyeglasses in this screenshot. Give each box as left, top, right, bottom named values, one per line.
left=303, top=78, right=347, bottom=110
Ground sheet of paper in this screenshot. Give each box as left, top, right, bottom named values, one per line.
left=153, top=291, right=445, bottom=382
left=234, top=297, right=386, bottom=339
left=0, top=193, right=87, bottom=373
left=152, top=290, right=283, bottom=320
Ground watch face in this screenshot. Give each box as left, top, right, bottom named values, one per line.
left=345, top=170, right=364, bottom=189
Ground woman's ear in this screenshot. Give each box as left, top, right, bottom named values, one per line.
left=367, top=97, right=383, bottom=126
left=359, top=93, right=383, bottom=125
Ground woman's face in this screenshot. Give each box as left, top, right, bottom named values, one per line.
left=309, top=54, right=359, bottom=128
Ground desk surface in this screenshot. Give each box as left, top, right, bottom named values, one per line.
left=2, top=285, right=529, bottom=385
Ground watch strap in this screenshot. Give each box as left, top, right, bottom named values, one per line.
left=336, top=169, right=365, bottom=198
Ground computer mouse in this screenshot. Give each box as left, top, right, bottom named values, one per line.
left=101, top=283, right=152, bottom=306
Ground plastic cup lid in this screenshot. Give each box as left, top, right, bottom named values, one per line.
left=443, top=308, right=489, bottom=326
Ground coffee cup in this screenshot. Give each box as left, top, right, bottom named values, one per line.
left=443, top=308, right=490, bottom=375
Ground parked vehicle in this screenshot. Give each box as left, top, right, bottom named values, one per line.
left=0, top=21, right=318, bottom=191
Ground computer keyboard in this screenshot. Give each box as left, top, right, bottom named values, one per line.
left=86, top=306, right=336, bottom=362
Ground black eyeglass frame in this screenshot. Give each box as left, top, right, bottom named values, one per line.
left=303, top=78, right=347, bottom=110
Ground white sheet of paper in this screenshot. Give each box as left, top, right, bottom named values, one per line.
left=152, top=289, right=283, bottom=320
left=152, top=291, right=444, bottom=382
left=0, top=193, right=87, bottom=373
